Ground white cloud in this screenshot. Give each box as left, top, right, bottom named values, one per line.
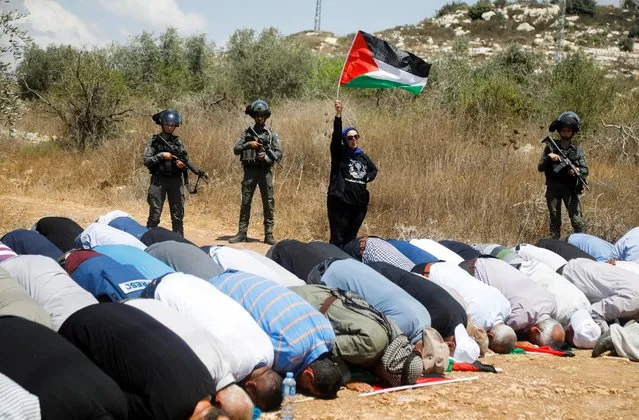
left=96, top=0, right=207, bottom=35
left=22, top=0, right=101, bottom=47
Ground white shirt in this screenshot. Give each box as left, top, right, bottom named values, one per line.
left=518, top=258, right=590, bottom=327
left=514, top=244, right=567, bottom=272
left=239, top=249, right=305, bottom=287
left=79, top=223, right=146, bottom=251
left=612, top=260, right=639, bottom=276
left=429, top=262, right=511, bottom=331
left=562, top=258, right=639, bottom=324
left=125, top=299, right=236, bottom=391
left=209, top=246, right=305, bottom=287
left=409, top=239, right=464, bottom=265
left=153, top=272, right=274, bottom=381
left=474, top=258, right=556, bottom=331
left=0, top=255, right=98, bottom=331
left=95, top=210, right=132, bottom=225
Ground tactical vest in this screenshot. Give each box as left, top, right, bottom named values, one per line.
left=240, top=128, right=272, bottom=168
left=149, top=134, right=183, bottom=177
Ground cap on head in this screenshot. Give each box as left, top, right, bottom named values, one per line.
left=549, top=111, right=580, bottom=133
left=453, top=323, right=480, bottom=363
left=570, top=309, right=601, bottom=349
left=245, top=99, right=271, bottom=118
left=152, top=109, right=182, bottom=127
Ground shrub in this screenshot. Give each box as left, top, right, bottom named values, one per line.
left=18, top=44, right=76, bottom=96
left=618, top=37, right=635, bottom=52
left=487, top=44, right=542, bottom=84
left=565, top=0, right=597, bottom=17
left=1, top=6, right=30, bottom=126
left=34, top=50, right=131, bottom=150
left=468, top=1, right=494, bottom=20
left=436, top=2, right=469, bottom=18
left=629, top=21, right=639, bottom=39
left=548, top=52, right=615, bottom=132
left=224, top=27, right=316, bottom=101
left=494, top=0, right=508, bottom=8
left=457, top=73, right=530, bottom=120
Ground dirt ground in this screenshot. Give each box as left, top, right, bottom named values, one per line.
left=3, top=194, right=639, bottom=420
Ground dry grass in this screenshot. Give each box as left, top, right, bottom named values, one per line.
left=3, top=97, right=639, bottom=244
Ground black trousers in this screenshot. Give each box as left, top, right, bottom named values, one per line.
left=327, top=195, right=367, bottom=247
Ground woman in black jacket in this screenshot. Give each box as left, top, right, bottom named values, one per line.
left=327, top=100, right=377, bottom=247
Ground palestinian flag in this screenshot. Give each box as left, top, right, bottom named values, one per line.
left=339, top=31, right=431, bottom=95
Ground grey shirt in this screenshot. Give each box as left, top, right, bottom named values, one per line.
left=146, top=241, right=223, bottom=280
left=474, top=258, right=555, bottom=332
left=0, top=266, right=51, bottom=328
left=562, top=258, right=639, bottom=324
left=0, top=255, right=98, bottom=331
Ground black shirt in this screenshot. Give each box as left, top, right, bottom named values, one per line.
left=59, top=303, right=215, bottom=420
left=307, top=241, right=353, bottom=260
left=438, top=240, right=481, bottom=261
left=328, top=117, right=377, bottom=206
left=0, top=316, right=127, bottom=420
left=140, top=227, right=195, bottom=247
left=267, top=239, right=329, bottom=281
left=34, top=217, right=84, bottom=253
left=535, top=238, right=596, bottom=262
left=367, top=261, right=467, bottom=339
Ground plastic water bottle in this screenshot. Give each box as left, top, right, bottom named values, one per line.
left=281, top=372, right=296, bottom=420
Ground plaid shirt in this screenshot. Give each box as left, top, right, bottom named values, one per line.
left=362, top=238, right=415, bottom=271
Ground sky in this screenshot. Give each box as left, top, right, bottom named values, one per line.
left=9, top=0, right=620, bottom=49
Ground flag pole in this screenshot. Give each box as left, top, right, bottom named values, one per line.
left=336, top=31, right=359, bottom=100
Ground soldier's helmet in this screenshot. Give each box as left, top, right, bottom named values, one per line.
left=152, top=109, right=183, bottom=127
left=245, top=99, right=271, bottom=118
left=549, top=111, right=580, bottom=133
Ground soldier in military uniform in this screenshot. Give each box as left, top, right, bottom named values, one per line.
left=143, top=109, right=206, bottom=237
left=538, top=112, right=589, bottom=239
left=229, top=100, right=283, bottom=245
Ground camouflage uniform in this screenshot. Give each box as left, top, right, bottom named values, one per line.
left=143, top=133, right=190, bottom=235
left=232, top=126, right=283, bottom=239
left=538, top=142, right=589, bottom=239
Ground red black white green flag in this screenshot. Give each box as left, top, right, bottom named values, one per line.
left=339, top=31, right=431, bottom=95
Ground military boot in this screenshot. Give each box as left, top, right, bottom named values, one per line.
left=229, top=231, right=248, bottom=244
left=172, top=221, right=184, bottom=237
left=264, top=232, right=276, bottom=245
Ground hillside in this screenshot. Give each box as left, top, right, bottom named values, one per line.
left=293, top=2, right=639, bottom=78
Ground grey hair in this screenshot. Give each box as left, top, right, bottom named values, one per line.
left=489, top=323, right=517, bottom=354
left=537, top=318, right=565, bottom=348
left=216, top=384, right=254, bottom=420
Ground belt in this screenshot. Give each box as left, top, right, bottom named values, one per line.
left=359, top=237, right=370, bottom=258
left=421, top=262, right=435, bottom=278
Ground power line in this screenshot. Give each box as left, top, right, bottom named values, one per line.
left=314, top=0, right=322, bottom=32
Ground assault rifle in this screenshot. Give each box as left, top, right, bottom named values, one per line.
left=155, top=136, right=209, bottom=194
left=542, top=136, right=589, bottom=192
left=247, top=126, right=283, bottom=168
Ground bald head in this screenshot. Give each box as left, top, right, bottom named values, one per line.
left=488, top=323, right=517, bottom=354
left=529, top=318, right=565, bottom=348
left=215, top=385, right=254, bottom=420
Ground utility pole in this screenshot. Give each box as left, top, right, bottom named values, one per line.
left=314, top=0, right=322, bottom=32
left=555, top=0, right=566, bottom=63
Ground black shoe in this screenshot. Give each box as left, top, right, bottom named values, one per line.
left=264, top=234, right=276, bottom=245
left=592, top=329, right=614, bottom=358
left=228, top=233, right=247, bottom=244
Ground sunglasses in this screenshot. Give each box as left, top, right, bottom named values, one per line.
left=346, top=134, right=360, bottom=140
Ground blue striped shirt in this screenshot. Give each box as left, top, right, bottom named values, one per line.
left=209, top=270, right=335, bottom=376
